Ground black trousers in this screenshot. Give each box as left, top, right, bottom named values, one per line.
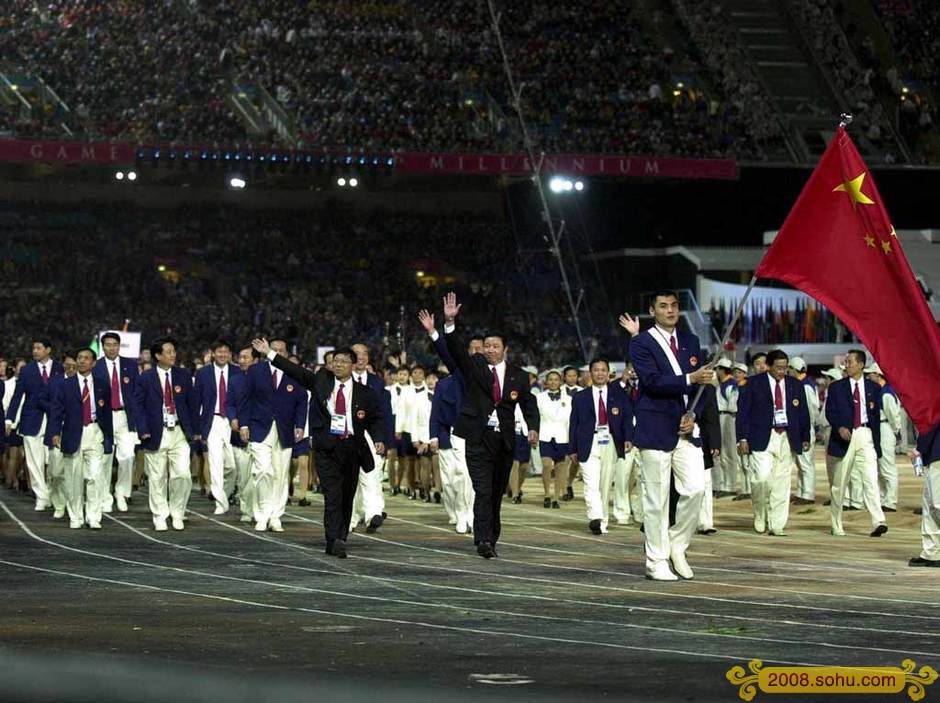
left=317, top=440, right=360, bottom=545
left=464, top=430, right=514, bottom=545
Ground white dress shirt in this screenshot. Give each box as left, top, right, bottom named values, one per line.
left=157, top=367, right=177, bottom=417
left=850, top=377, right=869, bottom=425
left=328, top=377, right=354, bottom=431
left=592, top=384, right=609, bottom=429
left=78, top=372, right=96, bottom=422
left=105, top=357, right=124, bottom=407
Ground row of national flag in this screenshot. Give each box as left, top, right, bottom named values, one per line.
left=709, top=296, right=854, bottom=345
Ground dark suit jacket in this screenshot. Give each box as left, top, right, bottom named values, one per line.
left=442, top=328, right=538, bottom=450
left=630, top=328, right=703, bottom=451
left=825, top=377, right=882, bottom=458
left=133, top=367, right=196, bottom=450
left=429, top=374, right=459, bottom=450
left=735, top=372, right=811, bottom=453
left=6, top=360, right=65, bottom=436
left=567, top=384, right=634, bottom=462
left=234, top=359, right=307, bottom=446
left=270, top=355, right=386, bottom=472
left=193, top=363, right=240, bottom=438
left=696, top=384, right=721, bottom=469
left=93, top=356, right=140, bottom=431
left=48, top=374, right=114, bottom=455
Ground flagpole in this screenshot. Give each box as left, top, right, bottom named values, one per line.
left=685, top=274, right=759, bottom=418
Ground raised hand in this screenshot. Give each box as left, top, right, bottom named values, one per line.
left=251, top=338, right=271, bottom=356
left=417, top=309, right=436, bottom=335
left=442, top=291, right=462, bottom=323
left=619, top=312, right=640, bottom=337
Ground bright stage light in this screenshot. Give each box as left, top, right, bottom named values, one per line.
left=574, top=180, right=585, bottom=192
left=337, top=177, right=347, bottom=187
left=349, top=177, right=359, bottom=188
left=549, top=177, right=564, bottom=193
left=114, top=171, right=124, bottom=181
left=127, top=171, right=138, bottom=182
left=562, top=179, right=573, bottom=192
left=228, top=177, right=246, bottom=189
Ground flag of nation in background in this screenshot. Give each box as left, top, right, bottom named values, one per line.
left=755, top=126, right=940, bottom=435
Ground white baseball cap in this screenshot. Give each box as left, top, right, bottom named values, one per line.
left=715, top=357, right=733, bottom=370
left=788, top=357, right=807, bottom=372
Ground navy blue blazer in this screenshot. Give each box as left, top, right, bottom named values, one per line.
left=825, top=377, right=882, bottom=458
left=133, top=367, right=197, bottom=450
left=226, top=367, right=250, bottom=448
left=193, top=363, right=240, bottom=439
left=6, top=360, right=65, bottom=436
left=48, top=374, right=114, bottom=455
left=93, top=356, right=140, bottom=431
left=917, top=424, right=940, bottom=466
left=429, top=374, right=460, bottom=450
left=234, top=360, right=307, bottom=446
left=735, top=372, right=811, bottom=453
left=567, top=384, right=634, bottom=463
left=630, top=329, right=703, bottom=451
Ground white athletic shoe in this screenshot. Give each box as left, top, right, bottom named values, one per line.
left=52, top=508, right=66, bottom=519
left=115, top=495, right=128, bottom=512
left=213, top=506, right=228, bottom=515
left=88, top=521, right=102, bottom=530
left=239, top=514, right=252, bottom=523
left=254, top=519, right=268, bottom=532
left=645, top=563, right=679, bottom=581
left=69, top=521, right=83, bottom=530
left=670, top=552, right=694, bottom=580
left=154, top=519, right=168, bottom=532
left=171, top=518, right=184, bottom=531
left=268, top=518, right=284, bottom=533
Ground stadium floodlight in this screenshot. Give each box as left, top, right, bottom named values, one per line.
left=349, top=177, right=359, bottom=188
left=337, top=177, right=347, bottom=187
left=562, top=179, right=573, bottom=192
left=127, top=171, right=138, bottom=182
left=228, top=176, right=247, bottom=190
left=115, top=171, right=125, bottom=181
left=574, top=180, right=585, bottom=192
left=549, top=177, right=565, bottom=193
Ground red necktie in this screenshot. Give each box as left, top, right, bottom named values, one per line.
left=774, top=380, right=783, bottom=410
left=218, top=371, right=227, bottom=415
left=335, top=383, right=348, bottom=436
left=81, top=378, right=92, bottom=426
left=111, top=363, right=122, bottom=409
left=598, top=388, right=608, bottom=425
left=41, top=365, right=49, bottom=384
left=164, top=374, right=176, bottom=414
left=631, top=385, right=638, bottom=402
left=271, top=369, right=278, bottom=390
left=491, top=366, right=501, bottom=405
left=669, top=335, right=679, bottom=360
left=853, top=382, right=861, bottom=428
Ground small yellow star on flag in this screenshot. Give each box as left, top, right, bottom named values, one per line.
left=863, top=234, right=875, bottom=248
left=881, top=239, right=892, bottom=254
left=833, top=172, right=875, bottom=208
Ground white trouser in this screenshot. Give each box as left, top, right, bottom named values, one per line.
left=102, top=409, right=138, bottom=507
left=48, top=446, right=66, bottom=513
left=582, top=435, right=618, bottom=532
left=878, top=422, right=898, bottom=509
left=145, top=426, right=192, bottom=524
left=717, top=413, right=738, bottom=492
left=827, top=427, right=885, bottom=534
left=250, top=422, right=291, bottom=523
left=749, top=431, right=794, bottom=533
left=233, top=445, right=254, bottom=518
left=920, top=463, right=940, bottom=560
left=795, top=436, right=816, bottom=500
left=350, top=432, right=385, bottom=529
left=23, top=418, right=49, bottom=504
left=612, top=446, right=643, bottom=524
left=846, top=461, right=865, bottom=508
left=65, top=424, right=105, bottom=525
left=640, top=439, right=705, bottom=571
left=206, top=415, right=236, bottom=512
left=737, top=453, right=751, bottom=494
left=698, top=469, right=713, bottom=530
left=438, top=436, right=474, bottom=530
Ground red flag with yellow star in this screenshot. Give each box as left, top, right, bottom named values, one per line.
left=755, top=126, right=940, bottom=434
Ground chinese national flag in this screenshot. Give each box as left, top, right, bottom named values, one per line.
left=755, top=126, right=940, bottom=434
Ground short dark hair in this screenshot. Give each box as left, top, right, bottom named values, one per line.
left=62, top=353, right=76, bottom=362
left=211, top=340, right=232, bottom=352
left=562, top=366, right=578, bottom=376
left=648, top=289, right=679, bottom=307
left=150, top=337, right=177, bottom=360
left=469, top=335, right=485, bottom=345
left=324, top=350, right=335, bottom=361
left=32, top=338, right=53, bottom=350
left=74, top=347, right=97, bottom=360
left=751, top=351, right=767, bottom=363
left=332, top=346, right=356, bottom=364
left=410, top=364, right=427, bottom=374
left=100, top=332, right=121, bottom=344
left=545, top=370, right=562, bottom=381
left=483, top=331, right=508, bottom=346
left=766, top=349, right=789, bottom=366
left=268, top=336, right=288, bottom=347
left=589, top=356, right=610, bottom=371
left=847, top=348, right=867, bottom=365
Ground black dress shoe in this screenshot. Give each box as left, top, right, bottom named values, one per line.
left=914, top=507, right=924, bottom=516
left=697, top=528, right=718, bottom=535
left=434, top=492, right=441, bottom=504
left=391, top=487, right=400, bottom=496
left=477, top=542, right=496, bottom=559
left=512, top=495, right=522, bottom=505
left=285, top=498, right=292, bottom=506
left=882, top=506, right=897, bottom=513
left=565, top=486, right=574, bottom=500
left=870, top=524, right=888, bottom=537
left=331, top=540, right=348, bottom=558
left=844, top=505, right=860, bottom=511
left=639, top=523, right=644, bottom=533
left=298, top=498, right=311, bottom=507
left=823, top=499, right=832, bottom=506
left=551, top=501, right=560, bottom=509
left=589, top=519, right=602, bottom=535
left=543, top=498, right=551, bottom=508
left=909, top=556, right=940, bottom=567
left=732, top=493, right=751, bottom=501
left=366, top=514, right=384, bottom=533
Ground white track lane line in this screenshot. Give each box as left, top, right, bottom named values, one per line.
left=216, top=507, right=940, bottom=623
left=1, top=503, right=871, bottom=664
left=106, top=513, right=940, bottom=640
left=287, top=507, right=937, bottom=608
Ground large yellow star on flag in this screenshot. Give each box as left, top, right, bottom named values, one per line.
left=833, top=172, right=875, bottom=207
